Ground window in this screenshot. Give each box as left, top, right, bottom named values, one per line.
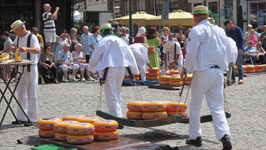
left=208, top=2, right=218, bottom=25
left=2, top=0, right=16, bottom=6
left=138, top=0, right=145, bottom=11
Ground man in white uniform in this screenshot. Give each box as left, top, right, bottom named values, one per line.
left=10, top=20, right=40, bottom=126
left=180, top=6, right=232, bottom=150
left=129, top=43, right=153, bottom=81
left=161, top=34, right=183, bottom=75
left=88, top=23, right=138, bottom=118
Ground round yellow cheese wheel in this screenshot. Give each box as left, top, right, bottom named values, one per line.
left=55, top=132, right=68, bottom=141
left=126, top=111, right=143, bottom=120
left=77, top=116, right=101, bottom=123
left=127, top=101, right=147, bottom=112
left=38, top=129, right=55, bottom=138
left=67, top=134, right=94, bottom=144
left=67, top=123, right=95, bottom=135
left=94, top=130, right=119, bottom=141
left=63, top=115, right=86, bottom=121
left=142, top=111, right=168, bottom=120
left=53, top=121, right=79, bottom=133
left=141, top=101, right=167, bottom=112
left=93, top=120, right=118, bottom=132
left=36, top=118, right=62, bottom=130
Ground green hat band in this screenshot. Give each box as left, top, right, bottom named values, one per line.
left=193, top=10, right=208, bottom=14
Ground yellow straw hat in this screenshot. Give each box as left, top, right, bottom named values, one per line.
left=192, top=5, right=209, bottom=15
left=10, top=20, right=25, bottom=32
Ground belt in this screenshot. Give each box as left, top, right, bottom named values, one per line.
left=210, top=65, right=220, bottom=69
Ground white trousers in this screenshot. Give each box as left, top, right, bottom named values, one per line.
left=16, top=64, right=38, bottom=122
left=104, top=67, right=125, bottom=117
left=189, top=68, right=231, bottom=141
left=59, top=64, right=79, bottom=72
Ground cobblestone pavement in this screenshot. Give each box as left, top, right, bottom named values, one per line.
left=0, top=73, right=266, bottom=150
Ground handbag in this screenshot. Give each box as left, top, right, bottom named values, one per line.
left=147, top=45, right=155, bottom=55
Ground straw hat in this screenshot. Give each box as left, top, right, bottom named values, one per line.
left=192, top=5, right=209, bottom=15
left=100, top=23, right=113, bottom=31
left=164, top=41, right=175, bottom=52
left=10, top=20, right=25, bottom=32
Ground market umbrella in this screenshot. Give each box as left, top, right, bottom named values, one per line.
left=144, top=9, right=214, bottom=26
left=111, top=11, right=156, bottom=26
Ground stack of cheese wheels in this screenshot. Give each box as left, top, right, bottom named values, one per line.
left=159, top=75, right=171, bottom=86
left=37, top=118, right=62, bottom=138
left=93, top=120, right=119, bottom=141
left=166, top=102, right=189, bottom=119
left=234, top=66, right=238, bottom=74
left=141, top=101, right=168, bottom=120
left=263, top=64, right=266, bottom=71
left=170, top=70, right=179, bottom=76
left=185, top=74, right=193, bottom=85
left=146, top=68, right=160, bottom=80
left=126, top=101, right=148, bottom=120
left=245, top=65, right=255, bottom=73
left=254, top=65, right=264, bottom=72
left=241, top=65, right=247, bottom=74
left=54, top=120, right=79, bottom=141
left=169, top=75, right=183, bottom=87
left=134, top=73, right=141, bottom=80
left=66, top=123, right=95, bottom=144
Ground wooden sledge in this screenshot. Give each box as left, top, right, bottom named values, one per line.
left=96, top=110, right=231, bottom=128
left=147, top=84, right=181, bottom=90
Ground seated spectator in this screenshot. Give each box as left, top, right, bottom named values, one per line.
left=54, top=31, right=71, bottom=61
left=57, top=42, right=79, bottom=82
left=244, top=41, right=266, bottom=65
left=257, top=42, right=266, bottom=54
left=39, top=43, right=59, bottom=84
left=72, top=43, right=94, bottom=81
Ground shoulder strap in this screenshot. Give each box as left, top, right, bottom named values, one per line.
left=173, top=42, right=176, bottom=60
left=26, top=33, right=33, bottom=72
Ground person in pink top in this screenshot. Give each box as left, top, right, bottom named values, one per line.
left=248, top=29, right=258, bottom=46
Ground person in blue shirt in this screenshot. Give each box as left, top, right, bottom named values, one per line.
left=224, top=20, right=244, bottom=84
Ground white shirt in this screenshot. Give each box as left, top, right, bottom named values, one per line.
left=184, top=20, right=229, bottom=72
left=13, top=32, right=40, bottom=64
left=129, top=43, right=150, bottom=68
left=227, top=37, right=238, bottom=63
left=88, top=35, right=139, bottom=74
left=163, top=41, right=183, bottom=72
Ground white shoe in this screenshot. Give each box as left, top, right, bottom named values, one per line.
left=81, top=78, right=86, bottom=82
left=71, top=77, right=78, bottom=82
left=62, top=76, right=69, bottom=82
left=87, top=76, right=95, bottom=81
left=0, top=79, right=4, bottom=83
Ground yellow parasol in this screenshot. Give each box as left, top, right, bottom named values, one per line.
left=111, top=11, right=156, bottom=26
left=144, top=9, right=214, bottom=26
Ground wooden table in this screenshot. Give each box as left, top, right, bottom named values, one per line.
left=0, top=60, right=33, bottom=126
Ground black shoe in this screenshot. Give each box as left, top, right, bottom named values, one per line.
left=118, top=124, right=124, bottom=129
left=186, top=136, right=202, bottom=147
left=221, top=134, right=232, bottom=150
left=12, top=120, right=26, bottom=125
left=24, top=121, right=36, bottom=127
